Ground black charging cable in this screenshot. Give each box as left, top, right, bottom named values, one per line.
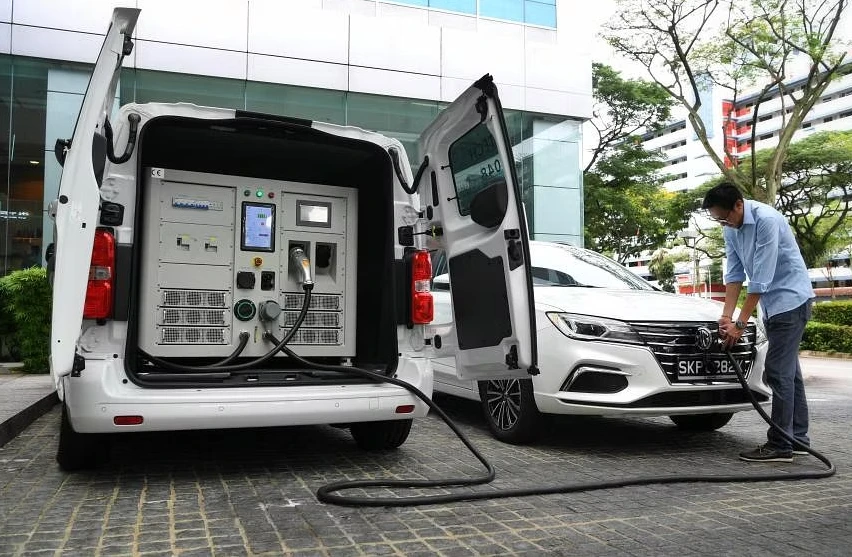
left=265, top=348, right=834, bottom=507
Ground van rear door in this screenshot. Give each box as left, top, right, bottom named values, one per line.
left=50, top=8, right=140, bottom=391
left=418, top=75, right=538, bottom=381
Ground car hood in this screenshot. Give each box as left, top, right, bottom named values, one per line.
left=534, top=287, right=724, bottom=322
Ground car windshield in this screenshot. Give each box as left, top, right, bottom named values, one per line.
left=531, top=246, right=655, bottom=291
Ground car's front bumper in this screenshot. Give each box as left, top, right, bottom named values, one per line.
left=531, top=326, right=771, bottom=417
left=63, top=356, right=432, bottom=433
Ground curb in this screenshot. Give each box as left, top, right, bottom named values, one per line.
left=0, top=390, right=59, bottom=448
left=800, top=350, right=852, bottom=360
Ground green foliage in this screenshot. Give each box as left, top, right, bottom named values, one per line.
left=648, top=249, right=677, bottom=292
left=587, top=64, right=674, bottom=172
left=584, top=143, right=690, bottom=262
left=800, top=322, right=852, bottom=353
left=738, top=130, right=852, bottom=267
left=0, top=268, right=51, bottom=372
left=812, top=301, right=852, bottom=327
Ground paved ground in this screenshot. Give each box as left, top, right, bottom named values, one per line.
left=0, top=374, right=57, bottom=448
left=0, top=357, right=850, bottom=556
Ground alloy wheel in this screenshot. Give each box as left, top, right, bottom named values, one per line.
left=484, top=379, right=522, bottom=431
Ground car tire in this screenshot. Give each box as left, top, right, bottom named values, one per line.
left=478, top=379, right=540, bottom=445
left=669, top=412, right=734, bottom=431
left=56, top=404, right=107, bottom=471
left=350, top=419, right=412, bottom=450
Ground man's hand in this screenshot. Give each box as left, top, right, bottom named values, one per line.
left=719, top=321, right=743, bottom=348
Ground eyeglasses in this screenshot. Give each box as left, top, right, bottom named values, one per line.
left=707, top=210, right=733, bottom=225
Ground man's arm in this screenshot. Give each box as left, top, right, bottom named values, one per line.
left=721, top=229, right=745, bottom=322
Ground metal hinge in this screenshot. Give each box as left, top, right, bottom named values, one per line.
left=71, top=354, right=86, bottom=377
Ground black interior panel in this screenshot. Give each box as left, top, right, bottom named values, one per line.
left=449, top=249, right=512, bottom=350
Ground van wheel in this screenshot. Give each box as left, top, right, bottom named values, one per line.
left=669, top=412, right=734, bottom=431
left=350, top=419, right=412, bottom=450
left=478, top=379, right=540, bottom=445
left=56, top=404, right=105, bottom=471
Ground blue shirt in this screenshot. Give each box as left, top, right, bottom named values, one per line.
left=723, top=199, right=814, bottom=318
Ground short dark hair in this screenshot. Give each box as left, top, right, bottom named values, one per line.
left=701, top=182, right=743, bottom=211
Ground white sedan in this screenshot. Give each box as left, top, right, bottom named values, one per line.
left=431, top=241, right=770, bottom=444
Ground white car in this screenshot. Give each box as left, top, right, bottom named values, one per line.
left=432, top=241, right=771, bottom=444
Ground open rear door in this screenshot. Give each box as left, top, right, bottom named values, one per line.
left=49, top=8, right=140, bottom=390
left=419, top=75, right=538, bottom=381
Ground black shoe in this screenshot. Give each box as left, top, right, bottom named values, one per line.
left=739, top=444, right=793, bottom=462
left=793, top=448, right=810, bottom=456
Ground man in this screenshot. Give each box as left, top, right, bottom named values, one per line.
left=702, top=183, right=814, bottom=463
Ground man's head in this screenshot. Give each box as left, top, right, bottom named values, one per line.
left=701, top=183, right=745, bottom=228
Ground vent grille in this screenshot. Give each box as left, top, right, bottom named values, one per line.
left=161, top=289, right=228, bottom=308
left=283, top=292, right=341, bottom=311
left=281, top=311, right=341, bottom=329
left=162, top=308, right=227, bottom=326
left=629, top=321, right=756, bottom=382
left=282, top=328, right=341, bottom=345
left=160, top=327, right=230, bottom=345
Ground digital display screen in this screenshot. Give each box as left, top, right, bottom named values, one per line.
left=296, top=200, right=332, bottom=228
left=241, top=203, right=275, bottom=252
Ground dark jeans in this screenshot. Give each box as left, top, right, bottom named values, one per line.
left=764, top=301, right=812, bottom=452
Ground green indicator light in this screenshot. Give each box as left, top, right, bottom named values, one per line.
left=256, top=190, right=263, bottom=198
left=243, top=189, right=250, bottom=197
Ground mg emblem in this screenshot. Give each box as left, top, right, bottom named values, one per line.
left=696, top=327, right=713, bottom=351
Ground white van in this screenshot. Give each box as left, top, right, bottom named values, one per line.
left=48, top=8, right=539, bottom=470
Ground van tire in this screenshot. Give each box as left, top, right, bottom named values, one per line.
left=56, top=404, right=105, bottom=471
left=669, top=412, right=734, bottom=431
left=350, top=419, right=412, bottom=450
left=478, top=379, right=540, bottom=445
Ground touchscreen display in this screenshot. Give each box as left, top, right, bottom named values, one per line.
left=242, top=203, right=275, bottom=251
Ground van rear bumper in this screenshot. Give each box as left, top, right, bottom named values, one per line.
left=64, top=357, right=432, bottom=433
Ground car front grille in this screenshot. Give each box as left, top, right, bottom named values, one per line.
left=629, top=321, right=757, bottom=382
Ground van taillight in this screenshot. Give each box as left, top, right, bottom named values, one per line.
left=411, top=250, right=433, bottom=324
left=83, top=229, right=115, bottom=319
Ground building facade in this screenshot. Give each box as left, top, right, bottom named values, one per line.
left=0, top=0, right=593, bottom=275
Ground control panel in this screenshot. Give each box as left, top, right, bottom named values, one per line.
left=137, top=168, right=358, bottom=359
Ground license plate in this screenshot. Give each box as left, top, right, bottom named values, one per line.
left=675, top=357, right=751, bottom=380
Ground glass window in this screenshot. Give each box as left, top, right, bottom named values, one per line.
left=525, top=0, right=557, bottom=26
left=429, top=0, right=476, bottom=14
left=0, top=55, right=12, bottom=274
left=130, top=69, right=246, bottom=110
left=448, top=122, right=505, bottom=216
left=6, top=58, right=94, bottom=273
left=246, top=82, right=346, bottom=124
left=346, top=92, right=439, bottom=166
left=479, top=0, right=524, bottom=21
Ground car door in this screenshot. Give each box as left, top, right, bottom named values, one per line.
left=418, top=75, right=538, bottom=381
left=49, top=8, right=140, bottom=391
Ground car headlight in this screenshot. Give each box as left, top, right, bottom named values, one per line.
left=546, top=312, right=643, bottom=345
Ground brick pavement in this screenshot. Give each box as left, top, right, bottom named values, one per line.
left=0, top=364, right=850, bottom=556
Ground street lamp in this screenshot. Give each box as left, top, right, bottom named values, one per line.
left=678, top=229, right=699, bottom=297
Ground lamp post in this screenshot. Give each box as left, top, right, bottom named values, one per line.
left=678, top=229, right=699, bottom=297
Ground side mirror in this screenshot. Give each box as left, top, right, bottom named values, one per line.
left=469, top=179, right=508, bottom=229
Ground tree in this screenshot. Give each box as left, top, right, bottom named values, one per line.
left=742, top=130, right=852, bottom=266
left=603, top=0, right=849, bottom=203
left=584, top=64, right=687, bottom=261
left=584, top=142, right=692, bottom=262
left=648, top=248, right=678, bottom=291
left=586, top=63, right=675, bottom=172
